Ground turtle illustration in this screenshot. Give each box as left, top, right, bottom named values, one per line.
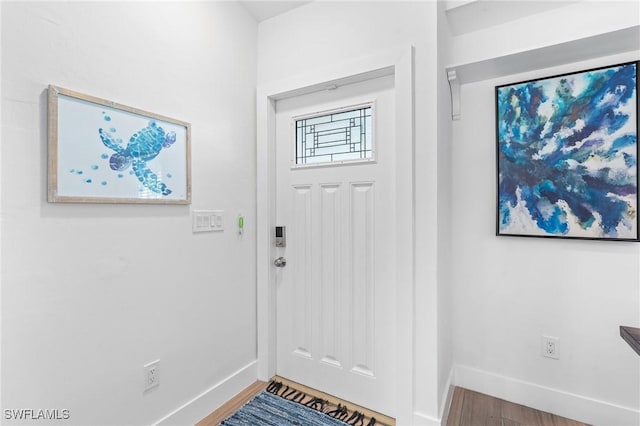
left=98, top=120, right=176, bottom=196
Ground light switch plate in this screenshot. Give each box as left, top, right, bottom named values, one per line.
left=193, top=210, right=224, bottom=233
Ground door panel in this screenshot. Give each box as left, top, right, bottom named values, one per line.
left=275, top=74, right=396, bottom=416
left=291, top=184, right=312, bottom=359
left=350, top=181, right=375, bottom=377
left=320, top=182, right=342, bottom=367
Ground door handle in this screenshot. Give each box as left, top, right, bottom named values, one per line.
left=274, top=257, right=287, bottom=268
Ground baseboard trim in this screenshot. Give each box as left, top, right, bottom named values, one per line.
left=413, top=411, right=441, bottom=426
left=438, top=368, right=455, bottom=426
left=154, top=360, right=257, bottom=426
left=412, top=368, right=454, bottom=426
left=454, top=364, right=639, bottom=426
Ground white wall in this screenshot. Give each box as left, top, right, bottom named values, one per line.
left=451, top=53, right=640, bottom=425
left=257, top=2, right=445, bottom=423
left=1, top=2, right=257, bottom=425
left=448, top=2, right=640, bottom=424
left=0, top=0, right=3, bottom=415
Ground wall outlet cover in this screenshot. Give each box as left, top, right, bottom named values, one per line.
left=542, top=336, right=559, bottom=360
left=143, top=360, right=160, bottom=392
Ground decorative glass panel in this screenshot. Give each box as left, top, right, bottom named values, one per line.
left=296, top=105, right=373, bottom=165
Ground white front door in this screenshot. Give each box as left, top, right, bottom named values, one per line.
left=274, top=74, right=397, bottom=417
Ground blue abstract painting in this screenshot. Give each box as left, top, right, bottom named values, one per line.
left=496, top=62, right=638, bottom=240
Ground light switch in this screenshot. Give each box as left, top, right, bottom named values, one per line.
left=193, top=210, right=224, bottom=233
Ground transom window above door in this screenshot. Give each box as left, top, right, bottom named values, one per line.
left=294, top=103, right=374, bottom=167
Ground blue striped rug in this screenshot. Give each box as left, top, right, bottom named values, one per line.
left=220, top=391, right=350, bottom=426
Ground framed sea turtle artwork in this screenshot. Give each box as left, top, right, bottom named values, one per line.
left=496, top=61, right=639, bottom=241
left=48, top=85, right=191, bottom=204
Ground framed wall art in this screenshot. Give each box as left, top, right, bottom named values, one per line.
left=496, top=61, right=639, bottom=241
left=48, top=85, right=191, bottom=204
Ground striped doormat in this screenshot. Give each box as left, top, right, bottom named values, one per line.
left=219, top=381, right=378, bottom=426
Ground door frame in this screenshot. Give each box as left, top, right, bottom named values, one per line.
left=256, top=45, right=415, bottom=424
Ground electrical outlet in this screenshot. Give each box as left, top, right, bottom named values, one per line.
left=143, top=360, right=160, bottom=391
left=542, top=336, right=559, bottom=359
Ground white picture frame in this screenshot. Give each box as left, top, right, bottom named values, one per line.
left=48, top=85, right=191, bottom=204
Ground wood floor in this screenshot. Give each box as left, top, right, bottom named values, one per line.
left=196, top=381, right=268, bottom=426
left=196, top=381, right=589, bottom=426
left=446, top=387, right=590, bottom=426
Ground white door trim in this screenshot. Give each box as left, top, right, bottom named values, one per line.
left=256, top=45, right=415, bottom=424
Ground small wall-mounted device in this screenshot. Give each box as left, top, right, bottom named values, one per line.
left=275, top=226, right=286, bottom=247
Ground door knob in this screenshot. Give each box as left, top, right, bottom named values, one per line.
left=274, top=257, right=287, bottom=268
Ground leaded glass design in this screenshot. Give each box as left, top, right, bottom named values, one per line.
left=295, top=105, right=373, bottom=165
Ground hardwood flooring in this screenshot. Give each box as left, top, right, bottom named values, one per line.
left=195, top=380, right=267, bottom=426
left=446, top=387, right=590, bottom=426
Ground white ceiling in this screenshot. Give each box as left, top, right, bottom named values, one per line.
left=239, top=1, right=312, bottom=22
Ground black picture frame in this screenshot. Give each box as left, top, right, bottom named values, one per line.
left=496, top=61, right=639, bottom=241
